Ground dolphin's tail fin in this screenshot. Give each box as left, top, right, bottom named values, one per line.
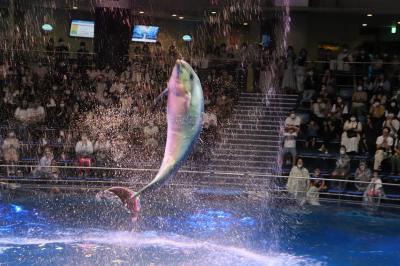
left=97, top=187, right=141, bottom=222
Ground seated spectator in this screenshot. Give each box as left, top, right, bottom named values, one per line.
left=311, top=97, right=328, bottom=125
left=369, top=100, right=386, bottom=127
left=351, top=85, right=368, bottom=116
left=391, top=138, right=400, bottom=175
left=26, top=101, right=45, bottom=125
left=382, top=113, right=399, bottom=138
left=331, top=146, right=350, bottom=189
left=341, top=116, right=362, bottom=154
left=203, top=107, right=218, bottom=129
left=32, top=147, right=56, bottom=179
left=354, top=161, right=371, bottom=192
left=2, top=131, right=20, bottom=176
left=330, top=96, right=348, bottom=123
left=111, top=134, right=128, bottom=163
left=306, top=168, right=327, bottom=205
left=286, top=158, right=309, bottom=205
left=94, top=133, right=111, bottom=167
left=284, top=110, right=301, bottom=133
left=374, top=127, right=393, bottom=171
left=319, top=117, right=338, bottom=154
left=143, top=120, right=160, bottom=149
left=14, top=100, right=29, bottom=124
left=363, top=171, right=384, bottom=207
left=75, top=133, right=94, bottom=176
left=283, top=127, right=297, bottom=166
left=385, top=100, right=399, bottom=117
left=305, top=120, right=319, bottom=150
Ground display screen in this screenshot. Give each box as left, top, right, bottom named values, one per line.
left=132, top=25, right=160, bottom=43
left=70, top=20, right=95, bottom=38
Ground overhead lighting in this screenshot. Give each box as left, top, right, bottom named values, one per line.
left=362, top=23, right=367, bottom=27
left=211, top=11, right=217, bottom=14
left=172, top=14, right=177, bottom=17
left=397, top=21, right=400, bottom=25
left=392, top=26, right=397, bottom=34
left=243, top=22, right=248, bottom=26
left=367, top=13, right=373, bottom=17
left=72, top=6, right=78, bottom=10
left=179, top=16, right=184, bottom=19
left=139, top=11, right=144, bottom=14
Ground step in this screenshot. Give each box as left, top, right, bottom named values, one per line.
left=213, top=153, right=278, bottom=160
left=223, top=124, right=281, bottom=130
left=222, top=129, right=281, bottom=135
left=210, top=159, right=273, bottom=168
left=215, top=148, right=280, bottom=156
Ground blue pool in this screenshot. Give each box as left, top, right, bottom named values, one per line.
left=0, top=193, right=399, bottom=265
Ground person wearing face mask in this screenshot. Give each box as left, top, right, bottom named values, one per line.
left=341, top=116, right=362, bottom=154
left=354, top=161, right=371, bottom=191
left=286, top=158, right=309, bottom=205
left=330, top=96, right=348, bottom=122
left=331, top=146, right=350, bottom=190
left=386, top=101, right=400, bottom=117
left=284, top=110, right=301, bottom=133
left=382, top=113, right=400, bottom=138
left=374, top=127, right=393, bottom=171
left=336, top=45, right=353, bottom=72
left=351, top=85, right=368, bottom=116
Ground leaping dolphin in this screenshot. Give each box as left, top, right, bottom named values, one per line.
left=101, top=59, right=204, bottom=219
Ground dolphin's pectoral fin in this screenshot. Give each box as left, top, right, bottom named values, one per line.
left=153, top=88, right=169, bottom=105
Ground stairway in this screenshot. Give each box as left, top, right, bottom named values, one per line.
left=200, top=92, right=298, bottom=191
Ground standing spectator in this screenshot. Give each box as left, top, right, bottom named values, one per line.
left=2, top=131, right=20, bottom=176
left=284, top=110, right=301, bottom=133
left=354, top=161, right=372, bottom=191
left=374, top=127, right=393, bottom=171
left=282, top=46, right=297, bottom=93
left=75, top=133, right=94, bottom=176
left=283, top=127, right=298, bottom=166
left=295, top=48, right=308, bottom=93
left=341, top=116, right=362, bottom=154
left=331, top=146, right=351, bottom=189
left=286, top=158, right=309, bottom=205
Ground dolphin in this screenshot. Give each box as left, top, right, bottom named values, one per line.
left=102, top=59, right=204, bottom=218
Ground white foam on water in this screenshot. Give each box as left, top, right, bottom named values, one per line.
left=0, top=230, right=324, bottom=266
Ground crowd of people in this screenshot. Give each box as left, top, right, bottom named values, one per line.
left=282, top=44, right=400, bottom=206
left=0, top=39, right=241, bottom=178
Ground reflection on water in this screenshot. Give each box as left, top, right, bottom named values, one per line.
left=0, top=195, right=400, bottom=266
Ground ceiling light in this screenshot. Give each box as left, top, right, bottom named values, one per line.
left=211, top=11, right=217, bottom=14
left=72, top=6, right=78, bottom=10
left=139, top=11, right=144, bottom=14
left=243, top=22, right=248, bottom=26
left=397, top=21, right=400, bottom=25
left=367, top=14, right=373, bottom=17
left=362, top=23, right=367, bottom=27
left=172, top=14, right=177, bottom=17
left=179, top=16, right=184, bottom=19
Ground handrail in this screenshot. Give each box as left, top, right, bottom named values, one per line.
left=1, top=164, right=400, bottom=188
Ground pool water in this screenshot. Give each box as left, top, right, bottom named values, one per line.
left=0, top=193, right=399, bottom=266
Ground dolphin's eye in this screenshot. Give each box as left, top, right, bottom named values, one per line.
left=190, top=74, right=194, bottom=80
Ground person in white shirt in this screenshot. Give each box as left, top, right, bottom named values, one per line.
left=382, top=113, right=400, bottom=138
left=75, top=133, right=94, bottom=176
left=283, top=127, right=298, bottom=165
left=284, top=110, right=301, bottom=133
left=286, top=158, right=309, bottom=205
left=374, top=127, right=393, bottom=171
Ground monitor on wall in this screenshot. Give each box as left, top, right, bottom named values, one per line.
left=132, top=25, right=159, bottom=43
left=70, top=20, right=95, bottom=38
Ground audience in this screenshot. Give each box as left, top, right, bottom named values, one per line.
left=374, top=127, right=393, bottom=171
left=75, top=133, right=94, bottom=176
left=286, top=158, right=309, bottom=205
left=354, top=161, right=371, bottom=192
left=331, top=146, right=351, bottom=189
